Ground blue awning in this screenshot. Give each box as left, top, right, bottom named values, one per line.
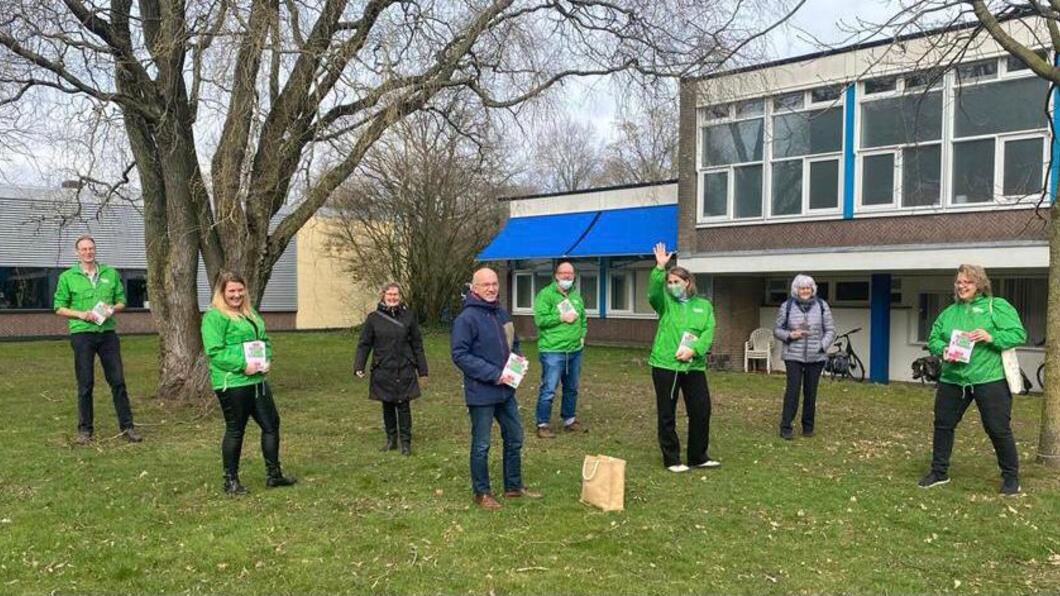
left=568, top=204, right=677, bottom=257
left=477, top=210, right=598, bottom=260
left=477, top=204, right=677, bottom=260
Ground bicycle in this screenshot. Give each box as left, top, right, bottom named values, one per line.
left=1035, top=339, right=1045, bottom=392
left=824, top=327, right=865, bottom=382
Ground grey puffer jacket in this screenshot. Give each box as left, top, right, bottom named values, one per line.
left=773, top=298, right=836, bottom=363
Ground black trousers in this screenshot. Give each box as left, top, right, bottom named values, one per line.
left=780, top=360, right=824, bottom=433
left=71, top=331, right=134, bottom=434
left=215, top=382, right=282, bottom=477
left=382, top=401, right=412, bottom=442
left=930, top=380, right=1019, bottom=480
left=651, top=367, right=711, bottom=467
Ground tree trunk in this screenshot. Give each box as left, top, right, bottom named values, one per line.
left=1039, top=200, right=1060, bottom=467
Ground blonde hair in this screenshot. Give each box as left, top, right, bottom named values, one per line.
left=210, top=271, right=254, bottom=319
left=953, top=264, right=992, bottom=301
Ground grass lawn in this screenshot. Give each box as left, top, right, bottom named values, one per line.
left=1, top=330, right=1058, bottom=593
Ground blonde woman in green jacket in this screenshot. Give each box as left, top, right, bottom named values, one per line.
left=918, top=264, right=1027, bottom=495
left=201, top=271, right=296, bottom=495
left=648, top=243, right=720, bottom=473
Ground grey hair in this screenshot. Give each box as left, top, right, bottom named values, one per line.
left=790, top=274, right=817, bottom=298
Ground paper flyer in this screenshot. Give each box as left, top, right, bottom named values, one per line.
left=946, top=329, right=975, bottom=364
left=502, top=353, right=529, bottom=388
left=243, top=340, right=269, bottom=371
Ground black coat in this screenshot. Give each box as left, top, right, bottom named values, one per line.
left=354, top=304, right=429, bottom=402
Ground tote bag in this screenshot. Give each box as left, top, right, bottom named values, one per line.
left=580, top=454, right=626, bottom=512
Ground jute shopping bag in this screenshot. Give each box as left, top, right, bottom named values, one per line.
left=580, top=454, right=626, bottom=512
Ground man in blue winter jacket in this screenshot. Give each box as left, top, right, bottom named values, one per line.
left=451, top=267, right=542, bottom=510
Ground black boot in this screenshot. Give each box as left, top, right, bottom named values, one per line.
left=265, top=464, right=297, bottom=488
left=397, top=401, right=412, bottom=456
left=381, top=434, right=397, bottom=452
left=382, top=403, right=398, bottom=451
left=223, top=473, right=247, bottom=495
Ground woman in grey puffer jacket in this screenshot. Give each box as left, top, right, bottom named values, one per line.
left=773, top=274, right=836, bottom=440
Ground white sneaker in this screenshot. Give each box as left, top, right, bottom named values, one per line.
left=695, top=459, right=721, bottom=468
left=667, top=464, right=690, bottom=473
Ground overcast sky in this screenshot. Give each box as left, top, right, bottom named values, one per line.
left=2, top=0, right=906, bottom=188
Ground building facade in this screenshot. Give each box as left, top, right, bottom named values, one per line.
left=678, top=20, right=1048, bottom=387
left=479, top=181, right=681, bottom=348
left=0, top=185, right=298, bottom=337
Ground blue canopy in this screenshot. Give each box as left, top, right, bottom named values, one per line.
left=568, top=204, right=677, bottom=257
left=477, top=210, right=598, bottom=260
left=477, top=204, right=676, bottom=260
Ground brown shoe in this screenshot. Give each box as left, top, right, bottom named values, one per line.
left=473, top=492, right=502, bottom=510
left=503, top=487, right=543, bottom=499
left=536, top=426, right=556, bottom=439
left=563, top=420, right=587, bottom=433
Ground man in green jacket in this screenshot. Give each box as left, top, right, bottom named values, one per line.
left=533, top=261, right=588, bottom=438
left=53, top=235, right=141, bottom=444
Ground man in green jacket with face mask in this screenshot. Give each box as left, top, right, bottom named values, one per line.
left=533, top=261, right=588, bottom=438
left=53, top=235, right=141, bottom=444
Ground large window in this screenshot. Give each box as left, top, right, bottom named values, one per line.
left=0, top=266, right=148, bottom=310
left=771, top=106, right=843, bottom=216
left=607, top=264, right=657, bottom=316
left=512, top=264, right=599, bottom=314
left=699, top=100, right=765, bottom=220
left=859, top=90, right=943, bottom=208
left=0, top=267, right=53, bottom=309
left=950, top=74, right=1049, bottom=203
left=1001, top=277, right=1046, bottom=346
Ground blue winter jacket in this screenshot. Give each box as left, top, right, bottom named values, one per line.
left=450, top=292, right=522, bottom=406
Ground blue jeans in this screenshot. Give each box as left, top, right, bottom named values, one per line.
left=535, top=350, right=582, bottom=426
left=468, top=395, right=524, bottom=495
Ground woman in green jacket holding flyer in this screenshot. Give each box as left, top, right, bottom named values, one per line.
left=201, top=271, right=296, bottom=495
left=647, top=242, right=720, bottom=473
left=918, top=264, right=1027, bottom=495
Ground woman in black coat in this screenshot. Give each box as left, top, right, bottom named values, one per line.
left=354, top=282, right=429, bottom=455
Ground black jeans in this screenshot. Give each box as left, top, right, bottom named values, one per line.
left=71, top=331, right=134, bottom=434
left=930, top=380, right=1019, bottom=480
left=382, top=401, right=412, bottom=442
left=215, top=382, right=282, bottom=477
left=780, top=360, right=824, bottom=433
left=651, top=367, right=711, bottom=467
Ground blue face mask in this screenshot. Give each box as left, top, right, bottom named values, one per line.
left=557, top=279, right=574, bottom=291
left=668, top=283, right=685, bottom=299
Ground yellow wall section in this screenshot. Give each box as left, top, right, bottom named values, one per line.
left=296, top=216, right=376, bottom=329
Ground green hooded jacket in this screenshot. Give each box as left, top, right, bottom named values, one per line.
left=647, top=266, right=715, bottom=371
left=201, top=307, right=273, bottom=391
left=52, top=263, right=126, bottom=334
left=927, top=294, right=1027, bottom=387
left=533, top=281, right=587, bottom=353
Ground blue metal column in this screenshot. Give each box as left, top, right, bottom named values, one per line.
left=869, top=273, right=891, bottom=384
left=599, top=257, right=608, bottom=319
left=843, top=84, right=857, bottom=219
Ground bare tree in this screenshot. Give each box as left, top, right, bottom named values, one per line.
left=0, top=0, right=806, bottom=400
left=325, top=106, right=509, bottom=324
left=599, top=81, right=679, bottom=184
left=856, top=4, right=1059, bottom=467
left=530, top=113, right=606, bottom=192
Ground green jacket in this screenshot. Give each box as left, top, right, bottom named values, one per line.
left=52, top=263, right=126, bottom=334
left=201, top=307, right=273, bottom=391
left=647, top=267, right=715, bottom=371
left=533, top=281, right=587, bottom=353
left=927, top=294, right=1027, bottom=387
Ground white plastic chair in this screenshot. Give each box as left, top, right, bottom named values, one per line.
left=744, top=327, right=774, bottom=373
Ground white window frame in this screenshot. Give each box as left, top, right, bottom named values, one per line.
left=577, top=272, right=601, bottom=316
left=768, top=103, right=845, bottom=219
left=511, top=271, right=536, bottom=314
left=607, top=270, right=635, bottom=315
left=696, top=108, right=767, bottom=224
left=948, top=69, right=1050, bottom=206
left=830, top=278, right=872, bottom=307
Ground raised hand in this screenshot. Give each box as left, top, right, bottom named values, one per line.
left=653, top=242, right=673, bottom=268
